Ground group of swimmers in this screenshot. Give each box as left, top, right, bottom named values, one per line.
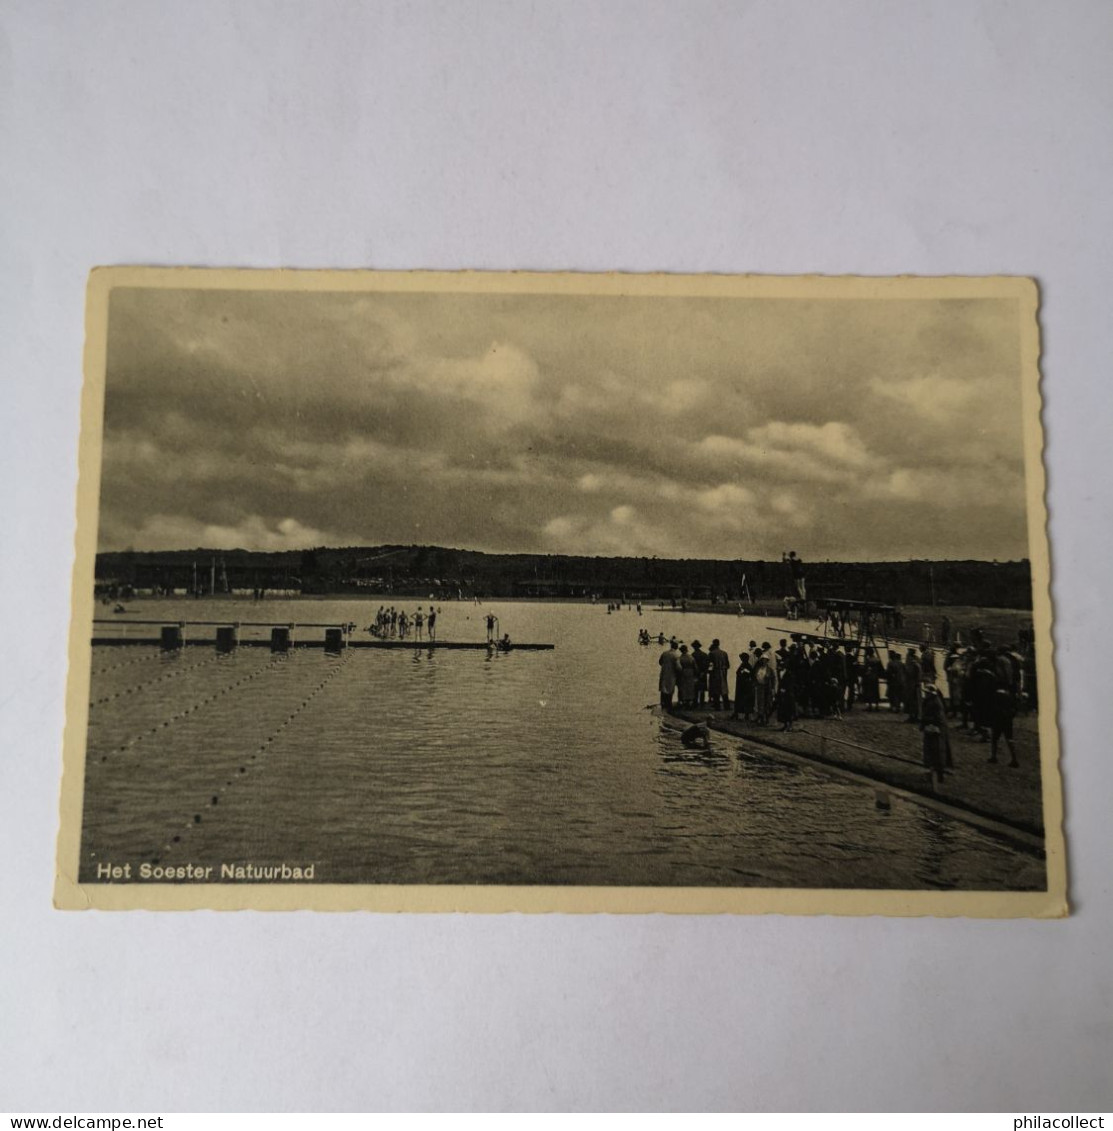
left=656, top=630, right=1035, bottom=779
left=368, top=605, right=439, bottom=641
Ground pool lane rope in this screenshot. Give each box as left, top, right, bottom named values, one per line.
left=88, top=652, right=229, bottom=709
left=89, top=653, right=291, bottom=766
left=147, top=650, right=352, bottom=865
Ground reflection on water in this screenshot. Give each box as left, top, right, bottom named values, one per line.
left=80, top=597, right=1045, bottom=889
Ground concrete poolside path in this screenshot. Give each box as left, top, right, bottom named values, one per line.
left=668, top=701, right=1045, bottom=839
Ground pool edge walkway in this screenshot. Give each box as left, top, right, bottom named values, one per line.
left=664, top=707, right=1046, bottom=853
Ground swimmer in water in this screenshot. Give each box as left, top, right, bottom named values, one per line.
left=681, top=717, right=714, bottom=750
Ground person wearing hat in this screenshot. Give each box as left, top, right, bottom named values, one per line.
left=691, top=640, right=710, bottom=706
left=733, top=652, right=755, bottom=720
left=776, top=662, right=799, bottom=731
left=969, top=650, right=998, bottom=740
left=988, top=678, right=1020, bottom=768
left=885, top=650, right=904, bottom=713
left=861, top=646, right=883, bottom=711
left=753, top=653, right=778, bottom=725
left=677, top=644, right=698, bottom=708
left=920, top=684, right=952, bottom=783
left=903, top=648, right=922, bottom=722
left=920, top=642, right=937, bottom=684
left=707, top=638, right=732, bottom=710
left=658, top=640, right=680, bottom=710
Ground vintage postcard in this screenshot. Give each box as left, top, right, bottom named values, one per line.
left=55, top=268, right=1065, bottom=915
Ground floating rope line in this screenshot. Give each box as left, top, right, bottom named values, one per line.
left=90, top=653, right=292, bottom=766
left=88, top=652, right=228, bottom=709
left=149, top=650, right=353, bottom=865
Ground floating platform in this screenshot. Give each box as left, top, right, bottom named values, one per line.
left=91, top=636, right=553, bottom=651
left=90, top=619, right=554, bottom=651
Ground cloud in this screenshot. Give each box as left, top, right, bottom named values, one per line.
left=693, top=482, right=755, bottom=513
left=397, top=340, right=542, bottom=425
left=697, top=421, right=881, bottom=485
left=541, top=507, right=677, bottom=556
left=750, top=421, right=875, bottom=467
left=106, top=514, right=353, bottom=553
left=861, top=463, right=1025, bottom=509
left=97, top=288, right=1031, bottom=560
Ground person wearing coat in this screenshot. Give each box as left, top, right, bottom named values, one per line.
left=861, top=648, right=883, bottom=710
left=903, top=650, right=922, bottom=722
left=776, top=666, right=798, bottom=731
left=707, top=639, right=731, bottom=710
left=943, top=649, right=965, bottom=718
left=920, top=684, right=953, bottom=782
left=885, top=652, right=904, bottom=713
left=920, top=644, right=938, bottom=686
left=733, top=653, right=755, bottom=720
left=691, top=640, right=711, bottom=707
left=969, top=652, right=999, bottom=741
left=677, top=644, right=698, bottom=708
left=753, top=655, right=778, bottom=724
left=658, top=642, right=680, bottom=710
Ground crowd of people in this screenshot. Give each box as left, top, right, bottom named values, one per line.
left=605, top=600, right=644, bottom=614
left=368, top=604, right=439, bottom=641
left=655, top=627, right=1037, bottom=780
left=365, top=605, right=520, bottom=651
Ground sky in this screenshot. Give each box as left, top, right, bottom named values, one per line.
left=97, top=284, right=1030, bottom=561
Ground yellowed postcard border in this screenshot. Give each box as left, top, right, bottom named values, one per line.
left=55, top=267, right=1066, bottom=916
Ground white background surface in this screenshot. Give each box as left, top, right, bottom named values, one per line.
left=2, top=0, right=1111, bottom=1113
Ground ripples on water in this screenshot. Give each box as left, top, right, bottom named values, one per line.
left=80, top=598, right=1045, bottom=890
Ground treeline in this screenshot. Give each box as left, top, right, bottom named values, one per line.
left=96, top=546, right=1034, bottom=610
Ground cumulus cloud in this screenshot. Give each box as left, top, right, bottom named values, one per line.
left=541, top=507, right=677, bottom=556
left=97, top=287, right=1031, bottom=560
left=697, top=421, right=881, bottom=485
left=106, top=514, right=353, bottom=553
left=694, top=483, right=755, bottom=510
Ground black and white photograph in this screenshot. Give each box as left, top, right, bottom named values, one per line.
left=55, top=268, right=1063, bottom=915
left=10, top=0, right=1113, bottom=1114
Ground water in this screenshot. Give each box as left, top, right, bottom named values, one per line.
left=80, top=597, right=1045, bottom=889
